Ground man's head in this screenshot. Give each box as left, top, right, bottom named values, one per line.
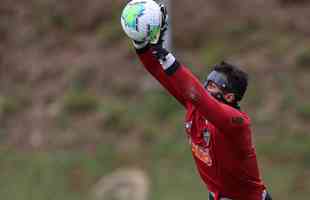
left=204, top=61, right=248, bottom=107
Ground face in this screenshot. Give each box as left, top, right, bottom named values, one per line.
left=206, top=81, right=222, bottom=94
left=206, top=81, right=235, bottom=103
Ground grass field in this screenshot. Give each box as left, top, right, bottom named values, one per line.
left=1, top=90, right=310, bottom=200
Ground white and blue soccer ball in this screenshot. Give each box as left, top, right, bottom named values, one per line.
left=121, top=0, right=162, bottom=43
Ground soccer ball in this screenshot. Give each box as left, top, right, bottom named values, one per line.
left=121, top=0, right=162, bottom=43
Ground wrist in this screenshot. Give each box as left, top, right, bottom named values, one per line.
left=151, top=45, right=180, bottom=75
left=159, top=53, right=175, bottom=70
left=160, top=53, right=180, bottom=75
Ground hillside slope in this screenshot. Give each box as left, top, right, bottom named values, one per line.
left=0, top=0, right=310, bottom=199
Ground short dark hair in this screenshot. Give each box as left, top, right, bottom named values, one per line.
left=212, top=61, right=248, bottom=101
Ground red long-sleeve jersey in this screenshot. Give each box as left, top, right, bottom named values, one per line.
left=136, top=46, right=266, bottom=200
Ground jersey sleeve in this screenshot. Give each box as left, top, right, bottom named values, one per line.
left=136, top=45, right=249, bottom=132
left=136, top=46, right=189, bottom=108
left=161, top=59, right=250, bottom=132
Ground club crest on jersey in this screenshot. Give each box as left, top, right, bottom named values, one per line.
left=203, top=129, right=210, bottom=146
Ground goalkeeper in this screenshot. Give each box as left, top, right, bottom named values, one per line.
left=128, top=5, right=272, bottom=200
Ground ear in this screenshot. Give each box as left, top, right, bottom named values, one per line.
left=224, top=93, right=235, bottom=103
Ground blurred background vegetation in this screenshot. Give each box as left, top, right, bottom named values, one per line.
left=1, top=0, right=310, bottom=199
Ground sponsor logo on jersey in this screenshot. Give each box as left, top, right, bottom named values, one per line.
left=191, top=142, right=212, bottom=166
left=185, top=120, right=212, bottom=166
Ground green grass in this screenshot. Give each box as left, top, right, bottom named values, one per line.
left=223, top=20, right=261, bottom=40
left=63, top=90, right=100, bottom=114
left=3, top=48, right=310, bottom=200
left=147, top=130, right=207, bottom=200
left=99, top=99, right=137, bottom=132
left=199, top=40, right=231, bottom=68
left=296, top=47, right=310, bottom=69
left=256, top=129, right=310, bottom=199
left=1, top=128, right=310, bottom=200
left=96, top=14, right=123, bottom=46
left=1, top=126, right=310, bottom=199
left=0, top=151, right=82, bottom=200
left=0, top=144, right=119, bottom=200
left=3, top=83, right=309, bottom=200
left=0, top=96, right=29, bottom=116
left=296, top=103, right=310, bottom=120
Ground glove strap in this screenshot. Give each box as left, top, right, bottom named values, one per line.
left=159, top=53, right=175, bottom=70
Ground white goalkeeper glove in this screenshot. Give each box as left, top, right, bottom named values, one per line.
left=133, top=4, right=168, bottom=49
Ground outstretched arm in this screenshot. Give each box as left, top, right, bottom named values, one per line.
left=122, top=2, right=247, bottom=130
left=152, top=48, right=249, bottom=131
left=135, top=45, right=189, bottom=108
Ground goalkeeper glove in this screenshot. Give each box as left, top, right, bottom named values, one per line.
left=133, top=4, right=168, bottom=49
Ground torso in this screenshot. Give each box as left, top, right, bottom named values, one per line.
left=185, top=105, right=266, bottom=200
